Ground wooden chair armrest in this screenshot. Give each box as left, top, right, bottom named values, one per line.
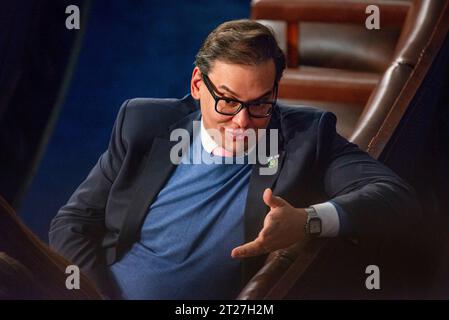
left=237, top=238, right=328, bottom=300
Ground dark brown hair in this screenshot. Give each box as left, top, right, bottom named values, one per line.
left=195, top=19, right=286, bottom=83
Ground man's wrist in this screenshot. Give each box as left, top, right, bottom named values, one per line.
left=304, top=207, right=322, bottom=236
left=310, top=202, right=340, bottom=237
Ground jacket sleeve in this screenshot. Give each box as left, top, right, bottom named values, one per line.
left=316, top=112, right=422, bottom=239
left=49, top=100, right=129, bottom=296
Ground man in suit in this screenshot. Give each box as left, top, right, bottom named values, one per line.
left=49, top=20, right=420, bottom=299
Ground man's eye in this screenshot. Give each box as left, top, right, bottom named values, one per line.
left=223, top=99, right=239, bottom=107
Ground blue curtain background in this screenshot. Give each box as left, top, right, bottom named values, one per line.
left=19, top=0, right=250, bottom=240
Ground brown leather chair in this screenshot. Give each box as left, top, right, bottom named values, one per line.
left=0, top=195, right=102, bottom=299
left=252, top=0, right=411, bottom=138
left=350, top=0, right=448, bottom=151
left=238, top=0, right=449, bottom=299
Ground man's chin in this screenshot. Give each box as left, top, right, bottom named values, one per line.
left=223, top=140, right=247, bottom=156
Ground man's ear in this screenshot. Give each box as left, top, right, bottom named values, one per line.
left=190, top=67, right=202, bottom=100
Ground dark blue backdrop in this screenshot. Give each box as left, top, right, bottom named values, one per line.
left=19, top=0, right=250, bottom=240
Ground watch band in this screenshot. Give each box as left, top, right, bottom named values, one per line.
left=305, top=207, right=322, bottom=236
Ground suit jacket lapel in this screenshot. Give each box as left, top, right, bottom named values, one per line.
left=241, top=108, right=287, bottom=285
left=117, top=102, right=201, bottom=257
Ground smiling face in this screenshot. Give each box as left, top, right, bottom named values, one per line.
left=191, top=59, right=277, bottom=155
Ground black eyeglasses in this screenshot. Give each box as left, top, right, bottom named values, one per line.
left=202, top=74, right=277, bottom=118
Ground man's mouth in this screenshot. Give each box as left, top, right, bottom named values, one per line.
left=224, top=128, right=247, bottom=141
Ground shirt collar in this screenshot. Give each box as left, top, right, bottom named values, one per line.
left=200, top=117, right=258, bottom=157
left=200, top=117, right=218, bottom=154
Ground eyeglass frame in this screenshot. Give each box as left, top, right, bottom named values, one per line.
left=201, top=73, right=278, bottom=118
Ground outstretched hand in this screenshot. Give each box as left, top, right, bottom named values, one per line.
left=231, top=188, right=308, bottom=258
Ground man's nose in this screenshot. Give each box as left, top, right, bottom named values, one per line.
left=232, top=106, right=250, bottom=128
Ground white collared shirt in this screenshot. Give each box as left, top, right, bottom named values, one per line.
left=200, top=117, right=258, bottom=157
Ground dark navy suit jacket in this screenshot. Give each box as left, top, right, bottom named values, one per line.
left=49, top=94, right=420, bottom=296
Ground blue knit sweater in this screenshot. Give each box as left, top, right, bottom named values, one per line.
left=109, top=134, right=252, bottom=299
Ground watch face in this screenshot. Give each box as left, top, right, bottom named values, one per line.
left=309, top=218, right=322, bottom=235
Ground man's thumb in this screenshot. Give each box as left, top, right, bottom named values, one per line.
left=263, top=188, right=285, bottom=208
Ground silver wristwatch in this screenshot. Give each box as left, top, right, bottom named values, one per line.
left=304, top=207, right=322, bottom=236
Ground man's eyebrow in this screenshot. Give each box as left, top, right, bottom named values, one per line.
left=217, top=85, right=239, bottom=99
left=218, top=85, right=274, bottom=101
left=251, top=90, right=274, bottom=101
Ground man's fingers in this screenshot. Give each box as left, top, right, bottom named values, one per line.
left=231, top=239, right=268, bottom=258
left=263, top=188, right=286, bottom=209
left=231, top=215, right=278, bottom=258
left=259, top=221, right=276, bottom=240
left=260, top=213, right=278, bottom=238
left=232, top=191, right=295, bottom=259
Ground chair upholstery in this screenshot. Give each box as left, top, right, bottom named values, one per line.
left=0, top=194, right=102, bottom=299
left=0, top=252, right=46, bottom=299
left=252, top=0, right=411, bottom=137
left=351, top=0, right=447, bottom=150
left=252, top=0, right=409, bottom=70
left=239, top=0, right=449, bottom=300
